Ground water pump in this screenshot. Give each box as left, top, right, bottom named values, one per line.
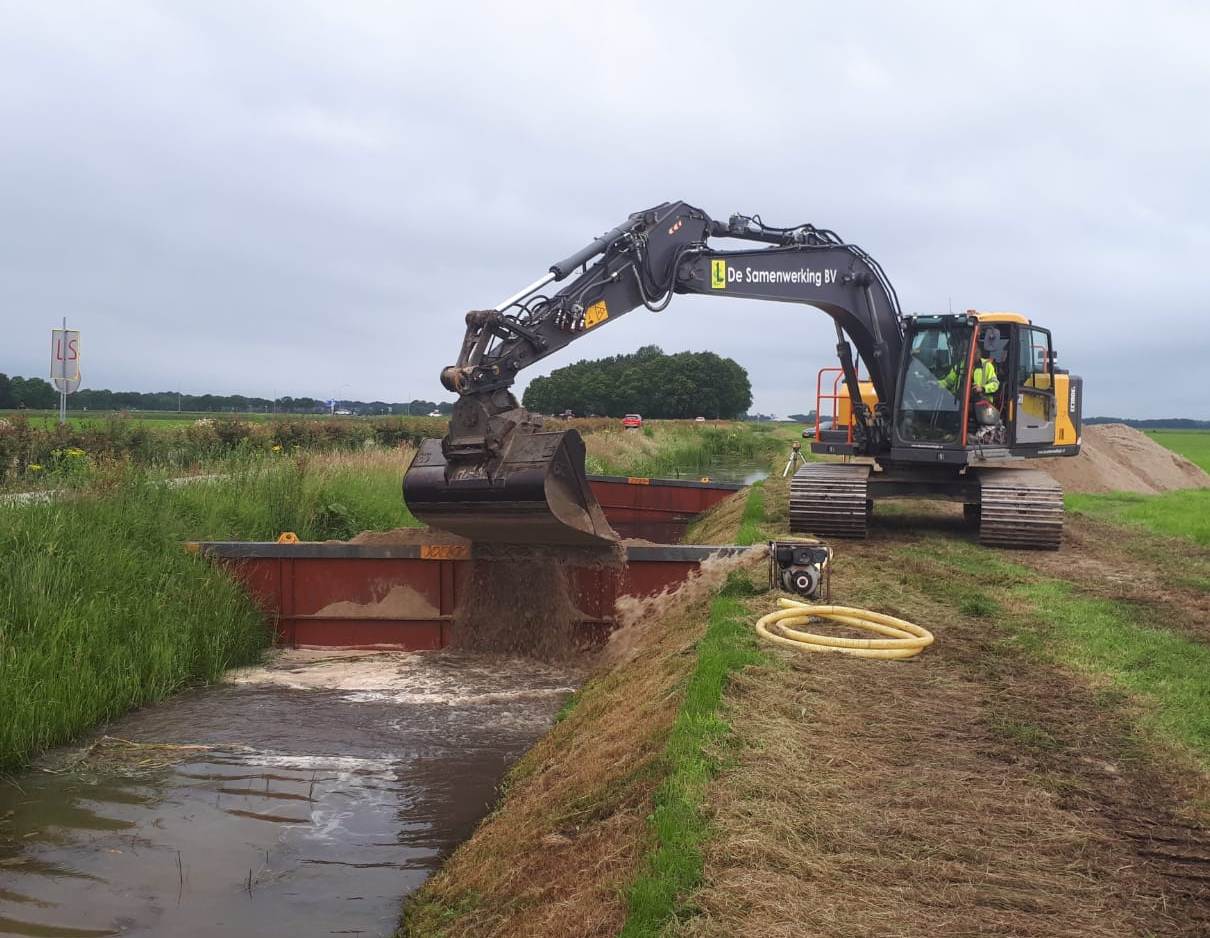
left=769, top=539, right=832, bottom=600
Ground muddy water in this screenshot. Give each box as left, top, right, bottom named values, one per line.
left=0, top=650, right=578, bottom=937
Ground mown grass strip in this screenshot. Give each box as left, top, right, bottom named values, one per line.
left=909, top=540, right=1210, bottom=763
left=736, top=483, right=766, bottom=546
left=619, top=577, right=765, bottom=937
left=1008, top=578, right=1210, bottom=759
left=1066, top=489, right=1210, bottom=545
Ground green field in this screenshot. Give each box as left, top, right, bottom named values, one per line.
left=1146, top=428, right=1210, bottom=473
left=1067, top=429, right=1210, bottom=543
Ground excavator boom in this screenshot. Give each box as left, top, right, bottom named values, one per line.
left=403, top=201, right=908, bottom=546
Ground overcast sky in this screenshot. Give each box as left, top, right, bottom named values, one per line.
left=2, top=2, right=1207, bottom=418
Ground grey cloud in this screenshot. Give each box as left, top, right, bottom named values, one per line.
left=1, top=1, right=1206, bottom=418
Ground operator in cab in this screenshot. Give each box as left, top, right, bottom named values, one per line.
left=942, top=327, right=1003, bottom=440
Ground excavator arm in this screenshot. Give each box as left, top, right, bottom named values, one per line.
left=404, top=201, right=904, bottom=545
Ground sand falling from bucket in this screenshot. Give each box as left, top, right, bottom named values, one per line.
left=450, top=543, right=625, bottom=661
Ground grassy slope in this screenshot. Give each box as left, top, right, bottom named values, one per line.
left=0, top=450, right=417, bottom=771
left=402, top=566, right=756, bottom=937
left=1065, top=429, right=1210, bottom=544
left=619, top=580, right=765, bottom=936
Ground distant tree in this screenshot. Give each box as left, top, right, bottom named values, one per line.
left=0, top=375, right=456, bottom=417
left=9, top=376, right=56, bottom=409
left=522, top=347, right=752, bottom=419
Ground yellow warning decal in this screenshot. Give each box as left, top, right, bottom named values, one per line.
left=421, top=543, right=471, bottom=560
left=584, top=300, right=609, bottom=328
left=711, top=259, right=727, bottom=289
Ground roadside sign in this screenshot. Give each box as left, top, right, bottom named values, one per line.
left=51, top=328, right=81, bottom=393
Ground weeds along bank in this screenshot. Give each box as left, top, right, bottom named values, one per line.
left=0, top=413, right=446, bottom=487
left=0, top=449, right=418, bottom=771
left=581, top=421, right=784, bottom=478
left=0, top=414, right=785, bottom=490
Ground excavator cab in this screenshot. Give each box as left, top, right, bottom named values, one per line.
left=891, top=313, right=1080, bottom=454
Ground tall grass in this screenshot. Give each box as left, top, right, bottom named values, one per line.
left=0, top=412, right=444, bottom=487
left=584, top=422, right=782, bottom=479
left=0, top=448, right=417, bottom=771
left=0, top=481, right=265, bottom=771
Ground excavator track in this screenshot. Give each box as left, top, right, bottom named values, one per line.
left=789, top=463, right=872, bottom=538
left=973, top=467, right=1064, bottom=550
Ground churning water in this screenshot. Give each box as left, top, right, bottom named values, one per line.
left=0, top=650, right=578, bottom=937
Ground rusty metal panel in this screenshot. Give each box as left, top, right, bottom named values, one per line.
left=287, top=558, right=444, bottom=620
left=588, top=476, right=740, bottom=541
left=194, top=538, right=747, bottom=650
left=290, top=617, right=445, bottom=650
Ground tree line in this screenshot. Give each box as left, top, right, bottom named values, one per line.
left=521, top=346, right=753, bottom=419
left=0, top=374, right=453, bottom=416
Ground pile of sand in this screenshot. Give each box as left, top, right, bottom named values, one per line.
left=1026, top=424, right=1209, bottom=494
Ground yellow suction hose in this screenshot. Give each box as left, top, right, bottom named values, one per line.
left=756, top=598, right=934, bottom=660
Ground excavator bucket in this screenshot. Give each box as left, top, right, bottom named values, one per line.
left=402, top=430, right=618, bottom=546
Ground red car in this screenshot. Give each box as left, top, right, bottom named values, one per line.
left=622, top=413, right=643, bottom=429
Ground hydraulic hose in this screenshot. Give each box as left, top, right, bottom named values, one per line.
left=755, top=598, right=933, bottom=660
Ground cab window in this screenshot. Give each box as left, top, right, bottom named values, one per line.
left=1016, top=327, right=1052, bottom=390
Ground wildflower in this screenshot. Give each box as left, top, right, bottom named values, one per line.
left=272, top=444, right=283, bottom=453
left=28, top=463, right=43, bottom=472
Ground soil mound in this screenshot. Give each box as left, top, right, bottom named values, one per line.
left=1020, top=424, right=1209, bottom=494
left=344, top=527, right=469, bottom=546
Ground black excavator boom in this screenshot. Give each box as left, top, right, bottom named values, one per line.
left=403, top=201, right=904, bottom=546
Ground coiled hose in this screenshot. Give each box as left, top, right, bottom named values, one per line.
left=756, top=598, right=934, bottom=660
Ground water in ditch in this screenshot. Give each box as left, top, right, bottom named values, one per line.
left=657, top=454, right=770, bottom=486
left=0, top=650, right=578, bottom=937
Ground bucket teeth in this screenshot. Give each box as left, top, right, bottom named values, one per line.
left=402, top=431, right=618, bottom=547
left=789, top=463, right=872, bottom=538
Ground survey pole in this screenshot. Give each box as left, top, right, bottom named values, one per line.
left=59, top=316, right=67, bottom=425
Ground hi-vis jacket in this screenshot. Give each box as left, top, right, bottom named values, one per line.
left=943, top=358, right=1000, bottom=396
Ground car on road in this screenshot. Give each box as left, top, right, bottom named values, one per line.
left=694, top=416, right=706, bottom=422
left=622, top=413, right=643, bottom=429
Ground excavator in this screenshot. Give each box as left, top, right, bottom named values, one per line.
left=403, top=201, right=1083, bottom=551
